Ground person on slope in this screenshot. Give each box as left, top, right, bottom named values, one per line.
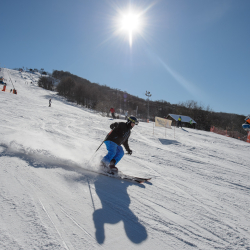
left=101, top=116, right=139, bottom=173
left=177, top=116, right=182, bottom=128
left=242, top=116, right=250, bottom=131
left=189, top=119, right=193, bottom=128
left=110, top=107, right=116, bottom=119
left=245, top=116, right=250, bottom=124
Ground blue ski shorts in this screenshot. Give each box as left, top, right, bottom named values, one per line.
left=102, top=141, right=124, bottom=165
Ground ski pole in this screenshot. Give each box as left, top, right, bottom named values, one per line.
left=88, top=129, right=115, bottom=164
left=95, top=141, right=104, bottom=153
left=95, top=129, right=114, bottom=153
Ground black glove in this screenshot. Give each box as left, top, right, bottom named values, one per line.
left=127, top=149, right=132, bottom=155
left=110, top=122, right=118, bottom=129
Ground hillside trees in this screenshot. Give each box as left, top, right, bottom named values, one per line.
left=95, top=98, right=113, bottom=116
left=48, top=70, right=246, bottom=135
left=57, top=77, right=76, bottom=97
left=74, top=83, right=85, bottom=105
left=177, top=100, right=246, bottom=133
left=38, top=76, right=54, bottom=90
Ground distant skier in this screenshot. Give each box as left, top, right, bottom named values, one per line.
left=242, top=116, right=250, bottom=131
left=110, top=107, right=116, bottom=119
left=49, top=99, right=52, bottom=107
left=245, top=116, right=250, bottom=124
left=100, top=116, right=139, bottom=173
left=177, top=116, right=182, bottom=128
left=189, top=119, right=193, bottom=128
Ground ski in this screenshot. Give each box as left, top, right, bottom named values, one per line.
left=114, top=172, right=151, bottom=184
left=85, top=168, right=151, bottom=184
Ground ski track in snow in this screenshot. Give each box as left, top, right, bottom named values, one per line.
left=0, top=68, right=250, bottom=250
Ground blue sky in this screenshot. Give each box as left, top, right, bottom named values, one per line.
left=1, top=0, right=250, bottom=116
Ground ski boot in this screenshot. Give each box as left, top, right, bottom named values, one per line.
left=108, top=159, right=118, bottom=174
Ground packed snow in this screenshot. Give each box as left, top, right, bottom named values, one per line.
left=0, top=68, right=250, bottom=250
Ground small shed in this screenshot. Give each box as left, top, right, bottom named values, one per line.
left=166, top=114, right=196, bottom=127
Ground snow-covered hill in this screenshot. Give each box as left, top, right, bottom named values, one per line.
left=0, top=68, right=250, bottom=250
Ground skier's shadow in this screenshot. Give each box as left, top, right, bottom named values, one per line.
left=159, top=138, right=179, bottom=145
left=93, top=176, right=148, bottom=244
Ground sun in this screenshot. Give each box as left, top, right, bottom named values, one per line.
left=121, top=12, right=140, bottom=32
left=104, top=3, right=155, bottom=48
left=118, top=10, right=143, bottom=47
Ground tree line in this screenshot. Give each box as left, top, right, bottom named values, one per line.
left=37, top=70, right=247, bottom=136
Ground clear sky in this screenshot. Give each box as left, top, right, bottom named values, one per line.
left=1, top=0, right=250, bottom=116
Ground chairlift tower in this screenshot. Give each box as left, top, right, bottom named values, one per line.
left=145, top=91, right=152, bottom=120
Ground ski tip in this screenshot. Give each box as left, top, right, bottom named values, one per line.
left=135, top=178, right=152, bottom=184
left=135, top=180, right=145, bottom=184
left=138, top=178, right=152, bottom=182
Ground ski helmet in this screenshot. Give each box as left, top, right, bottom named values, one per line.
left=127, top=116, right=139, bottom=125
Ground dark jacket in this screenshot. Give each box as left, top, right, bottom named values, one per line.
left=105, top=122, right=131, bottom=151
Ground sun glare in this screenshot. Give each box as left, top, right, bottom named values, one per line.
left=104, top=3, right=155, bottom=48
left=119, top=10, right=143, bottom=47
left=121, top=13, right=140, bottom=32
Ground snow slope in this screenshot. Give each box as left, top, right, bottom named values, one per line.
left=0, top=68, right=250, bottom=250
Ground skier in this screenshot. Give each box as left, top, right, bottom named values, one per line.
left=189, top=119, right=193, bottom=128
left=245, top=116, right=250, bottom=124
left=100, top=116, right=139, bottom=173
left=242, top=116, right=250, bottom=131
left=177, top=116, right=182, bottom=128
left=49, top=99, right=52, bottom=107
left=110, top=107, right=116, bottom=119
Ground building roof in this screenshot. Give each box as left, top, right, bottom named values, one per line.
left=167, top=114, right=197, bottom=123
